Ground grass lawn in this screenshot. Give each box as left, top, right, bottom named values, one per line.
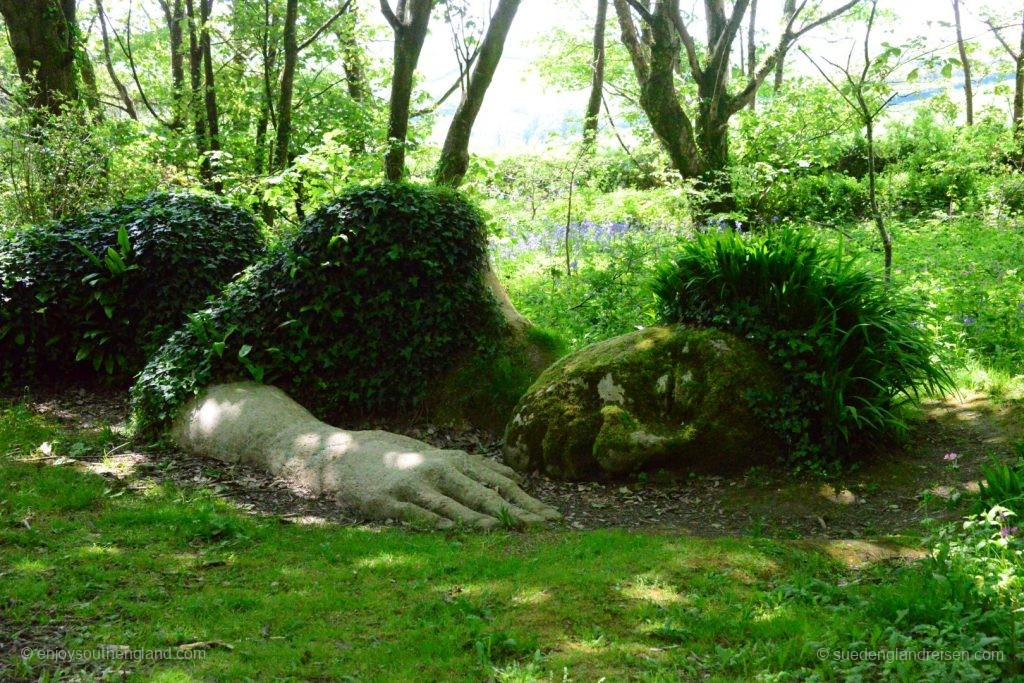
left=1, top=403, right=1016, bottom=682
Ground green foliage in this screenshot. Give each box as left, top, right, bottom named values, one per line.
left=976, top=451, right=1024, bottom=513
left=652, top=228, right=953, bottom=463
left=0, top=192, right=263, bottom=383
left=131, top=183, right=504, bottom=430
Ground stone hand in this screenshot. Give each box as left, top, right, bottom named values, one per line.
left=172, top=382, right=561, bottom=529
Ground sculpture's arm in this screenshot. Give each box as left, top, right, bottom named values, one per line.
left=171, top=382, right=561, bottom=529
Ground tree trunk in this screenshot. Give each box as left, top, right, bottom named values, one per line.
left=1015, top=12, right=1024, bottom=138
left=773, top=0, right=795, bottom=92
left=865, top=117, right=891, bottom=281
left=255, top=0, right=278, bottom=174
left=185, top=0, right=209, bottom=178
left=274, top=0, right=299, bottom=173
left=0, top=0, right=80, bottom=113
left=199, top=0, right=221, bottom=191
left=951, top=0, right=973, bottom=125
left=434, top=0, right=522, bottom=186
left=382, top=0, right=433, bottom=182
left=583, top=0, right=608, bottom=143
left=96, top=0, right=138, bottom=119
left=159, top=0, right=186, bottom=127
left=746, top=0, right=756, bottom=110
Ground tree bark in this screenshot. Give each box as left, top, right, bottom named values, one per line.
left=274, top=0, right=299, bottom=173
left=952, top=0, right=973, bottom=125
left=434, top=0, right=522, bottom=186
left=746, top=0, right=756, bottom=110
left=198, top=0, right=221, bottom=191
left=382, top=0, right=433, bottom=182
left=158, top=0, right=186, bottom=127
left=185, top=0, right=208, bottom=175
left=96, top=0, right=138, bottom=119
left=0, top=0, right=80, bottom=113
left=255, top=0, right=278, bottom=173
left=773, top=0, right=795, bottom=92
left=583, top=0, right=608, bottom=143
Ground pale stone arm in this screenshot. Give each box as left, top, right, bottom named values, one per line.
left=171, top=383, right=561, bottom=529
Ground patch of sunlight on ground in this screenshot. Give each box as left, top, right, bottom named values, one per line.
left=753, top=602, right=793, bottom=623
left=511, top=588, right=551, bottom=606
left=14, top=558, right=52, bottom=573
left=82, top=452, right=149, bottom=477
left=622, top=577, right=688, bottom=607
left=814, top=539, right=926, bottom=569
left=77, top=544, right=123, bottom=557
left=818, top=484, right=864, bottom=505
left=353, top=552, right=416, bottom=570
left=147, top=670, right=198, bottom=682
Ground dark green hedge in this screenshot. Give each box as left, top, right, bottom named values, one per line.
left=0, top=193, right=263, bottom=382
left=131, top=183, right=504, bottom=431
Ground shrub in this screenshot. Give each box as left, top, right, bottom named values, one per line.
left=131, top=183, right=506, bottom=431
left=0, top=193, right=263, bottom=382
left=652, top=228, right=952, bottom=463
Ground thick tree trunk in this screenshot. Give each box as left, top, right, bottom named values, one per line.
left=952, top=0, right=972, bottom=125
left=0, top=0, right=79, bottom=113
left=583, top=0, right=608, bottom=143
left=434, top=0, right=522, bottom=186
left=274, top=0, right=299, bottom=173
left=382, top=0, right=432, bottom=182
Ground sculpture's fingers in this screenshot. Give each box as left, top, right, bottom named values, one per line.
left=381, top=500, right=454, bottom=530
left=476, top=457, right=523, bottom=482
left=462, top=465, right=562, bottom=521
left=434, top=469, right=547, bottom=526
left=407, top=488, right=501, bottom=530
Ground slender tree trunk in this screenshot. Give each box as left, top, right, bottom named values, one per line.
left=746, top=0, right=756, bottom=110
left=159, top=0, right=186, bottom=127
left=865, top=117, right=891, bottom=281
left=773, top=0, right=796, bottom=92
left=434, top=0, right=522, bottom=186
left=185, top=0, right=209, bottom=178
left=1015, top=13, right=1024, bottom=138
left=274, top=0, right=299, bottom=173
left=583, top=0, right=608, bottom=143
left=951, top=0, right=973, bottom=125
left=0, top=0, right=80, bottom=113
left=199, top=0, right=221, bottom=191
left=382, top=0, right=433, bottom=182
left=96, top=0, right=138, bottom=119
left=255, top=1, right=278, bottom=174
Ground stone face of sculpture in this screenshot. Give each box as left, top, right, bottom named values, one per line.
left=172, top=382, right=561, bottom=529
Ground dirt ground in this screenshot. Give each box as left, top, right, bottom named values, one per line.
left=7, top=387, right=1022, bottom=540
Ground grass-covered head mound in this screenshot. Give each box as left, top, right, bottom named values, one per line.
left=653, top=228, right=953, bottom=466
left=131, top=183, right=508, bottom=432
left=0, top=193, right=263, bottom=382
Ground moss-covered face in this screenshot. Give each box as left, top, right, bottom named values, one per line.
left=131, top=183, right=544, bottom=433
left=503, top=325, right=785, bottom=480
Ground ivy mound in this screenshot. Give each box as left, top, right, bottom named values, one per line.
left=132, top=183, right=558, bottom=434
left=0, top=193, right=263, bottom=382
left=503, top=325, right=785, bottom=480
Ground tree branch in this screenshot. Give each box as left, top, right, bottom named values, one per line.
left=299, top=0, right=352, bottom=52
left=379, top=0, right=401, bottom=30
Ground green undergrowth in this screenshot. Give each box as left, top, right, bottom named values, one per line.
left=1, top=403, right=1019, bottom=681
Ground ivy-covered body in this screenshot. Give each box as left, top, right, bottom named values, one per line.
left=0, top=192, right=263, bottom=382
left=131, top=183, right=557, bottom=433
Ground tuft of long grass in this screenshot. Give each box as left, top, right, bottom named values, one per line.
left=653, top=228, right=954, bottom=460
